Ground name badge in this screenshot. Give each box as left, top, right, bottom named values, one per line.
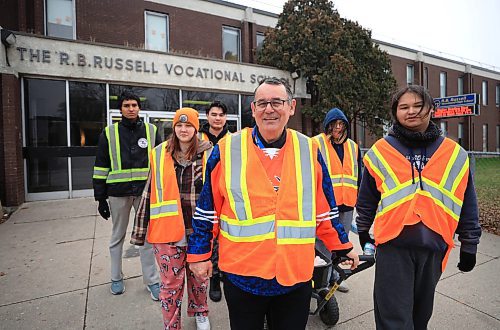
left=138, top=138, right=148, bottom=149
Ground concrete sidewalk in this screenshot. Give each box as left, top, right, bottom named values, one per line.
left=0, top=197, right=498, bottom=329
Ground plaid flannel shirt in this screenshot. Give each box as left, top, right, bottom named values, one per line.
left=130, top=141, right=209, bottom=246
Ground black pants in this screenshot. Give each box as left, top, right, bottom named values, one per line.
left=374, top=244, right=444, bottom=330
left=223, top=278, right=312, bottom=330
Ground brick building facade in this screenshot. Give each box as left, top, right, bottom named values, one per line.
left=1, top=0, right=499, bottom=205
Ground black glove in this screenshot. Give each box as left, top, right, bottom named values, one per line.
left=98, top=199, right=110, bottom=220
left=359, top=231, right=375, bottom=251
left=457, top=250, right=476, bottom=272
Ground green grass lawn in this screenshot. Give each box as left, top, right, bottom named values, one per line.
left=473, top=157, right=500, bottom=234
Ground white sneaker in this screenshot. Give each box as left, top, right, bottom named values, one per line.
left=337, top=281, right=349, bottom=293
left=195, top=315, right=211, bottom=330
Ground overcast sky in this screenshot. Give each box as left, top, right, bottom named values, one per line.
left=224, top=0, right=500, bottom=71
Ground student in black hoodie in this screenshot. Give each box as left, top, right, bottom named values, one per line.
left=199, top=100, right=231, bottom=302
left=356, top=85, right=481, bottom=329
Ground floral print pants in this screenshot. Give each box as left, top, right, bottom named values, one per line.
left=153, top=244, right=208, bottom=330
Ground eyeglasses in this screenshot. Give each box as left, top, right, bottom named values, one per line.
left=253, top=99, right=290, bottom=112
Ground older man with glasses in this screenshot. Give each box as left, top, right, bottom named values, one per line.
left=187, top=77, right=359, bottom=330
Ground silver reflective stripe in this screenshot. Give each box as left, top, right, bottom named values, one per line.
left=331, top=177, right=357, bottom=186
left=150, top=203, right=178, bottom=216
left=93, top=168, right=109, bottom=177
left=365, top=149, right=398, bottom=190
left=277, top=226, right=316, bottom=239
left=296, top=133, right=314, bottom=221
left=220, top=220, right=274, bottom=237
left=155, top=146, right=163, bottom=196
left=107, top=170, right=149, bottom=181
left=147, top=123, right=156, bottom=148
left=106, top=124, right=120, bottom=171
left=229, top=133, right=248, bottom=220
left=443, top=148, right=468, bottom=191
left=378, top=183, right=416, bottom=211
left=348, top=139, right=358, bottom=177
left=379, top=180, right=462, bottom=218
left=316, top=135, right=327, bottom=163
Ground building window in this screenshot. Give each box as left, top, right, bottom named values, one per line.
left=440, top=72, right=447, bottom=97
left=256, top=32, right=265, bottom=54
left=482, top=80, right=488, bottom=106
left=145, top=11, right=169, bottom=52
left=496, top=85, right=500, bottom=107
left=458, top=76, right=464, bottom=95
left=458, top=123, right=464, bottom=146
left=406, top=65, right=414, bottom=85
left=423, top=67, right=428, bottom=89
left=223, top=26, right=241, bottom=62
left=440, top=121, right=447, bottom=137
left=482, top=124, right=488, bottom=152
left=497, top=125, right=500, bottom=153
left=45, top=0, right=75, bottom=39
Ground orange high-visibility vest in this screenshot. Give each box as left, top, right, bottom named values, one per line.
left=216, top=128, right=319, bottom=286
left=363, top=138, right=470, bottom=271
left=147, top=142, right=185, bottom=243
left=198, top=131, right=230, bottom=182
left=314, top=134, right=359, bottom=207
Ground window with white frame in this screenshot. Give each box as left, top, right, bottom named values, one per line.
left=440, top=121, right=447, bottom=137
left=458, top=76, right=464, bottom=95
left=482, top=124, right=488, bottom=152
left=496, top=125, right=500, bottom=152
left=145, top=11, right=169, bottom=52
left=439, top=72, right=447, bottom=97
left=45, top=0, right=74, bottom=39
left=458, top=123, right=464, bottom=146
left=496, top=85, right=500, bottom=107
left=223, top=26, right=241, bottom=61
left=482, top=80, right=488, bottom=105
left=406, top=65, right=414, bottom=85
left=256, top=32, right=265, bottom=53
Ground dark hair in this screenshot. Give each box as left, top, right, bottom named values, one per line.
left=391, top=85, right=434, bottom=120
left=118, top=90, right=141, bottom=109
left=206, top=100, right=228, bottom=115
left=254, top=77, right=293, bottom=101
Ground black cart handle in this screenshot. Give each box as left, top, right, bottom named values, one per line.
left=332, top=255, right=375, bottom=280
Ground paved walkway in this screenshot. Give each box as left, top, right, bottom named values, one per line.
left=0, top=197, right=498, bottom=329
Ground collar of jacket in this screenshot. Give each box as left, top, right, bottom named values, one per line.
left=389, top=121, right=441, bottom=148
left=121, top=116, right=143, bottom=129
left=254, top=126, right=287, bottom=149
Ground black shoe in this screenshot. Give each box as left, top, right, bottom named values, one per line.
left=209, top=275, right=222, bottom=302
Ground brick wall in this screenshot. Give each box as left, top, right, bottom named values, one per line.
left=0, top=74, right=24, bottom=206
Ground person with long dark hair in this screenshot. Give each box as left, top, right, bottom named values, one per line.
left=356, top=85, right=481, bottom=329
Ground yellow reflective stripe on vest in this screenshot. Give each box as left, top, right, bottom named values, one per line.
left=347, top=139, right=358, bottom=180
left=226, top=130, right=253, bottom=220
left=315, top=134, right=332, bottom=174
left=150, top=200, right=178, bottom=219
left=93, top=166, right=110, bottom=179
left=441, top=144, right=469, bottom=192
left=291, top=131, right=315, bottom=222
left=276, top=220, right=316, bottom=245
left=105, top=122, right=154, bottom=183
left=105, top=123, right=120, bottom=171
left=152, top=143, right=165, bottom=201
left=373, top=143, right=468, bottom=222
left=219, top=214, right=275, bottom=242
left=364, top=145, right=400, bottom=191
left=106, top=168, right=149, bottom=183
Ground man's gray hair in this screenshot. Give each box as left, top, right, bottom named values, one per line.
left=254, top=77, right=293, bottom=101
